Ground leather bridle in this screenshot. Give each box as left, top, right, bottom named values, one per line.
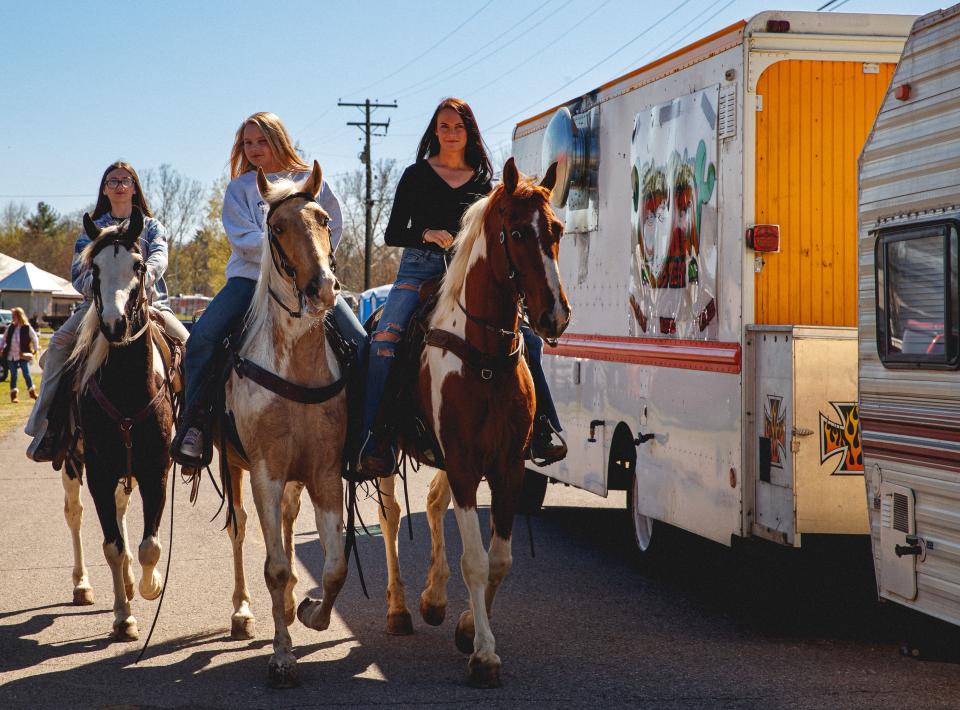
left=92, top=240, right=150, bottom=345
left=264, top=191, right=337, bottom=319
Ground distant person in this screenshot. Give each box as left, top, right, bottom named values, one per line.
left=357, top=97, right=566, bottom=477
left=172, top=111, right=367, bottom=464
left=25, top=161, right=187, bottom=461
left=1, top=307, right=39, bottom=403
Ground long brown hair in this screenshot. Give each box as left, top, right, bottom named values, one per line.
left=416, top=98, right=492, bottom=183
left=11, top=307, right=28, bottom=327
left=92, top=161, right=153, bottom=220
left=229, top=112, right=309, bottom=179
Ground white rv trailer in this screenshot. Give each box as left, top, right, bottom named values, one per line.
left=859, top=5, right=960, bottom=629
left=511, top=11, right=916, bottom=549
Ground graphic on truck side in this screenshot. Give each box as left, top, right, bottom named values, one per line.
left=629, top=86, right=719, bottom=340
left=764, top=394, right=787, bottom=469
left=820, top=402, right=864, bottom=475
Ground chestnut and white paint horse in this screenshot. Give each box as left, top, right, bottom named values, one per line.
left=218, top=162, right=348, bottom=688
left=378, top=158, right=569, bottom=687
left=66, top=209, right=176, bottom=640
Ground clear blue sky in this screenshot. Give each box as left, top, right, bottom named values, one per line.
left=0, top=0, right=941, bottom=217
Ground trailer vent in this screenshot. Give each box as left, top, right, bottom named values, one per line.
left=893, top=492, right=910, bottom=533
left=719, top=85, right=737, bottom=140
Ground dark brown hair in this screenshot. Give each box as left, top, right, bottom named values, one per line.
left=416, top=98, right=492, bottom=183
left=92, top=161, right=153, bottom=219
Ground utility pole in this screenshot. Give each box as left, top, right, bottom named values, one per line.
left=338, top=99, right=397, bottom=290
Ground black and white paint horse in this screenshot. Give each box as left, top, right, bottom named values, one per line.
left=66, top=208, right=177, bottom=640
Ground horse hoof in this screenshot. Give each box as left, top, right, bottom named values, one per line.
left=112, top=618, right=139, bottom=642
left=140, top=574, right=163, bottom=601
left=267, top=659, right=300, bottom=689
left=420, top=598, right=446, bottom=626
left=454, top=610, right=475, bottom=655
left=387, top=610, right=414, bottom=636
left=73, top=587, right=94, bottom=606
left=468, top=657, right=502, bottom=689
left=296, top=598, right=331, bottom=631
left=231, top=615, right=255, bottom=640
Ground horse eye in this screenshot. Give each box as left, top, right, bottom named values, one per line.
left=272, top=223, right=283, bottom=235
left=511, top=230, right=523, bottom=240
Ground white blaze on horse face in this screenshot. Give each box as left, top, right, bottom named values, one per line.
left=94, top=247, right=141, bottom=332
left=533, top=216, right=567, bottom=328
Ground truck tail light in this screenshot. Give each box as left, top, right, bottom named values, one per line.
left=747, top=224, right=780, bottom=253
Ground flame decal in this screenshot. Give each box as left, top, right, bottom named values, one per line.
left=819, top=402, right=864, bottom=475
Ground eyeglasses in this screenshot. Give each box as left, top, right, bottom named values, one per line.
left=105, top=177, right=134, bottom=189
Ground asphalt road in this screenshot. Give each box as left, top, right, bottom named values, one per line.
left=1, top=426, right=959, bottom=709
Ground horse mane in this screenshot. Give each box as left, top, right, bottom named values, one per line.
left=435, top=178, right=548, bottom=317
left=435, top=192, right=492, bottom=317
left=245, top=176, right=301, bottom=338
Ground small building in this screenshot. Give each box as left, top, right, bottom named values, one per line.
left=0, top=256, right=83, bottom=327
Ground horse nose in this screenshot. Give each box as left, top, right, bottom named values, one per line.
left=305, top=274, right=339, bottom=307
left=108, top=316, right=127, bottom=341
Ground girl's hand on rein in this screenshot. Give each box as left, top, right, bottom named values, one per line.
left=423, top=229, right=454, bottom=249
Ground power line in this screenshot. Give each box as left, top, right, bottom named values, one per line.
left=485, top=0, right=693, bottom=132
left=350, top=0, right=496, bottom=97
left=827, top=0, right=852, bottom=10
left=817, top=0, right=841, bottom=9
left=389, top=0, right=562, bottom=100
left=384, top=0, right=613, bottom=138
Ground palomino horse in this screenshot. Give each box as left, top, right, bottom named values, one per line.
left=66, top=208, right=177, bottom=640
left=218, top=162, right=347, bottom=688
left=378, top=158, right=569, bottom=687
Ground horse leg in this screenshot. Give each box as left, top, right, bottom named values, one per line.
left=281, top=480, right=304, bottom=626
left=378, top=473, right=413, bottom=635
left=136, top=468, right=167, bottom=602
left=228, top=467, right=255, bottom=639
left=420, top=469, right=451, bottom=627
left=114, top=479, right=137, bottom=601
left=88, top=471, right=138, bottom=641
left=62, top=469, right=93, bottom=605
left=484, top=465, right=521, bottom=621
left=297, top=469, right=346, bottom=632
left=452, top=498, right=502, bottom=688
left=251, top=471, right=298, bottom=688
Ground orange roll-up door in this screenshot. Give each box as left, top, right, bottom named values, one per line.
left=754, top=59, right=895, bottom=326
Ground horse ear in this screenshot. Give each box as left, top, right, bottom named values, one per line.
left=255, top=167, right=272, bottom=201
left=502, top=157, right=519, bottom=194
left=303, top=160, right=324, bottom=198
left=126, top=206, right=144, bottom=239
left=539, top=161, right=559, bottom=194
left=83, top=213, right=99, bottom=240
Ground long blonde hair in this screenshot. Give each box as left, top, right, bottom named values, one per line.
left=11, top=307, right=28, bottom=327
left=229, top=112, right=309, bottom=179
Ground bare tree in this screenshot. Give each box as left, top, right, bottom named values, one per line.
left=334, top=159, right=403, bottom=293
left=142, top=164, right=204, bottom=295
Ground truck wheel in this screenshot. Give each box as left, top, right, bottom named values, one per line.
left=517, top=468, right=549, bottom=515
left=627, top=473, right=655, bottom=552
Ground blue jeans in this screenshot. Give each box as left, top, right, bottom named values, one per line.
left=8, top=359, right=33, bottom=391
left=361, top=248, right=561, bottom=440
left=183, top=276, right=366, bottom=415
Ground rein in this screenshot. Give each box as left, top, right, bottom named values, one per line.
left=427, top=211, right=529, bottom=380
left=265, top=191, right=337, bottom=319
left=84, top=322, right=176, bottom=493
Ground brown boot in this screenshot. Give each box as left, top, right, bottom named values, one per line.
left=10, top=388, right=19, bottom=404
left=28, top=386, right=38, bottom=400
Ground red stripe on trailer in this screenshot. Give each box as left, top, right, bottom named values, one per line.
left=547, top=333, right=741, bottom=374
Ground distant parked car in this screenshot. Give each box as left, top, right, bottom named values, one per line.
left=0, top=309, right=12, bottom=326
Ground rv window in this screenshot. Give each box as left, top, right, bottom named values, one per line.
left=875, top=222, right=959, bottom=368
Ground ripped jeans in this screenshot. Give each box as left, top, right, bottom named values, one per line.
left=360, top=247, right=561, bottom=445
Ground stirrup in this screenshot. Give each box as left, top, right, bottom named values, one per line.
left=528, top=417, right=568, bottom=467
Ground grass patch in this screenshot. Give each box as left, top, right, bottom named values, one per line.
left=0, top=371, right=43, bottom=436
left=0, top=333, right=51, bottom=436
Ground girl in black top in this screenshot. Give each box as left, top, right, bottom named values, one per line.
left=358, top=97, right=565, bottom=476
